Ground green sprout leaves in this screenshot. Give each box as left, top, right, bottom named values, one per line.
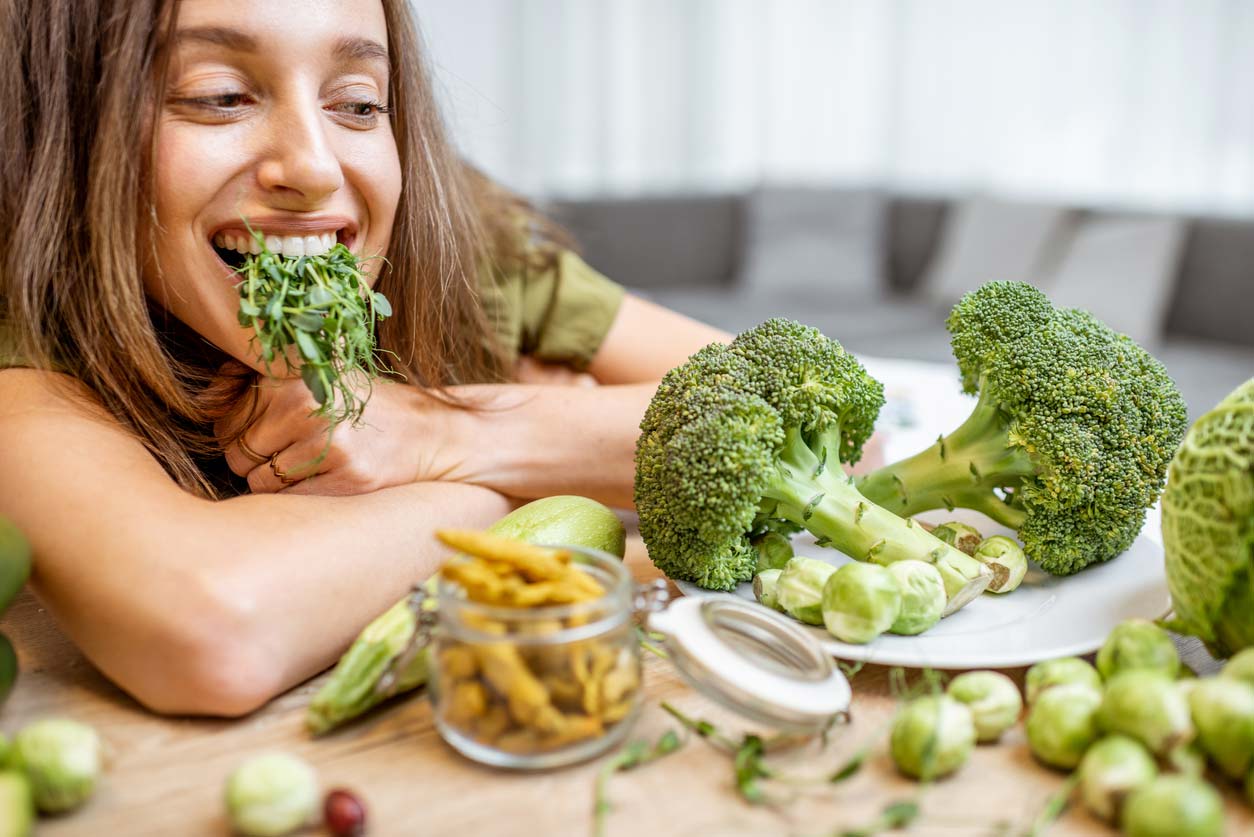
left=233, top=232, right=392, bottom=428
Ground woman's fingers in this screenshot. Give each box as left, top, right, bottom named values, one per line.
left=244, top=438, right=334, bottom=494
left=224, top=387, right=330, bottom=477
left=225, top=433, right=273, bottom=475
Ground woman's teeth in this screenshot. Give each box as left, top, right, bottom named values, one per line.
left=213, top=231, right=338, bottom=258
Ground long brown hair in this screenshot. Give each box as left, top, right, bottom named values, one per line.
left=0, top=0, right=549, bottom=497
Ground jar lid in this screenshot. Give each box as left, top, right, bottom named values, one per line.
left=648, top=595, right=851, bottom=735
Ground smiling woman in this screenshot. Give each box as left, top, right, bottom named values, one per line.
left=0, top=0, right=728, bottom=716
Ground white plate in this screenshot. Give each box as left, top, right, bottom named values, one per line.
left=674, top=509, right=1171, bottom=669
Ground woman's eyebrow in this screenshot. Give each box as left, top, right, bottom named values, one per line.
left=333, top=36, right=389, bottom=67
left=173, top=26, right=258, bottom=52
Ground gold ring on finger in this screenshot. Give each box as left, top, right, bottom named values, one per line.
left=237, top=435, right=270, bottom=466
left=269, top=454, right=300, bottom=487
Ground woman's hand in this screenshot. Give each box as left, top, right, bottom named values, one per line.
left=215, top=372, right=467, bottom=496
left=512, top=355, right=598, bottom=387
left=214, top=355, right=600, bottom=497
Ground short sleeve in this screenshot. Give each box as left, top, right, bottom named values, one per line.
left=0, top=320, right=24, bottom=368
left=0, top=319, right=67, bottom=373
left=482, top=250, right=626, bottom=371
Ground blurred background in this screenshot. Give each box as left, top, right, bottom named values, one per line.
left=413, top=0, right=1254, bottom=415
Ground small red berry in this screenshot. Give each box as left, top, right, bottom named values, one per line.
left=324, top=788, right=367, bottom=836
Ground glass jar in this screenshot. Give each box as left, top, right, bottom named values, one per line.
left=416, top=545, right=852, bottom=770
left=428, top=547, right=643, bottom=770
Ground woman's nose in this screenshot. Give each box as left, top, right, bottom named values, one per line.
left=255, top=103, right=344, bottom=204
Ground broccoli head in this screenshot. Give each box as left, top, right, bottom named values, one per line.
left=635, top=319, right=991, bottom=606
left=857, top=282, right=1189, bottom=575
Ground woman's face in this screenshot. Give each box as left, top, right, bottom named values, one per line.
left=149, top=0, right=401, bottom=369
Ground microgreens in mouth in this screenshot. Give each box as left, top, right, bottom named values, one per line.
left=230, top=225, right=393, bottom=428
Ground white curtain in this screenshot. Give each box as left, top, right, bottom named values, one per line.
left=413, top=0, right=1254, bottom=213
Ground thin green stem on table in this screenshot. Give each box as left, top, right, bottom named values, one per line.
left=634, top=627, right=669, bottom=660
left=1022, top=772, right=1080, bottom=837
left=592, top=729, right=683, bottom=837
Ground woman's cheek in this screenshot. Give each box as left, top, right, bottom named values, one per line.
left=340, top=130, right=402, bottom=265
left=155, top=122, right=248, bottom=217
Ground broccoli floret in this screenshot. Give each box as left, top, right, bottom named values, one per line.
left=635, top=319, right=991, bottom=605
left=857, top=282, right=1189, bottom=575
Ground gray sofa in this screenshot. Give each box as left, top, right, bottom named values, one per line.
left=549, top=189, right=1253, bottom=417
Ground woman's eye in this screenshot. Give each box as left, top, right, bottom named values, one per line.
left=201, top=93, right=247, bottom=108
left=329, top=100, right=392, bottom=124
left=176, top=92, right=252, bottom=113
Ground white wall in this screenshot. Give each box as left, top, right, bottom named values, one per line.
left=412, top=0, right=1254, bottom=214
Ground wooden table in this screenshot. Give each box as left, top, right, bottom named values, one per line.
left=2, top=539, right=1250, bottom=837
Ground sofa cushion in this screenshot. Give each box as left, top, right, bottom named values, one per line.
left=920, top=196, right=1072, bottom=305
left=886, top=196, right=948, bottom=294
left=644, top=286, right=945, bottom=352
left=737, top=186, right=886, bottom=301
left=1167, top=219, right=1254, bottom=347
left=1151, top=337, right=1254, bottom=418
left=548, top=195, right=742, bottom=291
left=1044, top=214, right=1186, bottom=347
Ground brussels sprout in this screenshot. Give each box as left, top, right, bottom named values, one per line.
left=971, top=536, right=1027, bottom=594
left=225, top=753, right=319, bottom=837
left=1167, top=742, right=1207, bottom=777
left=889, top=695, right=977, bottom=780
left=751, top=531, right=794, bottom=573
left=1026, top=683, right=1103, bottom=769
left=931, top=522, right=982, bottom=556
left=0, top=732, right=9, bottom=768
left=1098, top=670, right=1193, bottom=756
left=1222, top=647, right=1254, bottom=687
left=1024, top=657, right=1103, bottom=705
left=1095, top=619, right=1180, bottom=680
left=10, top=718, right=102, bottom=814
left=753, top=569, right=784, bottom=611
left=1121, top=775, right=1224, bottom=837
left=775, top=557, right=836, bottom=625
left=821, top=562, right=901, bottom=644
left=1077, top=734, right=1157, bottom=824
left=0, top=770, right=34, bottom=837
left=886, top=560, right=946, bottom=636
left=946, top=671, right=1023, bottom=743
left=1188, top=676, right=1254, bottom=780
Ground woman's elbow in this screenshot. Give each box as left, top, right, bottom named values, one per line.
left=135, top=643, right=281, bottom=718
left=125, top=581, right=286, bottom=718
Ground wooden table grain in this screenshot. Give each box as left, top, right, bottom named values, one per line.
left=2, top=539, right=1250, bottom=837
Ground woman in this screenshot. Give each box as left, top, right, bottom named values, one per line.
left=0, top=0, right=727, bottom=715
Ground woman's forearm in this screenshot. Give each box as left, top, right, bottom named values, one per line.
left=28, top=476, right=510, bottom=717
left=203, top=481, right=512, bottom=705
left=447, top=383, right=657, bottom=508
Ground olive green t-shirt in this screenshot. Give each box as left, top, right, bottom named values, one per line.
left=480, top=248, right=625, bottom=371
left=0, top=249, right=625, bottom=374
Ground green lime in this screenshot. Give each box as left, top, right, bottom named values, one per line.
left=0, top=516, right=31, bottom=613
left=0, top=634, right=16, bottom=707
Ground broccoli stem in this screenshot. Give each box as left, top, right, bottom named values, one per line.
left=856, top=388, right=1033, bottom=529
left=760, top=427, right=991, bottom=615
